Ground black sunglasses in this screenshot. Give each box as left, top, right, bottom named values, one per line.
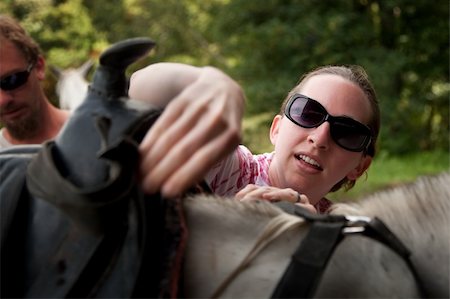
left=0, top=64, right=34, bottom=91
left=284, top=94, right=372, bottom=152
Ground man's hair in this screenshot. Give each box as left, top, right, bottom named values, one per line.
left=0, top=15, right=42, bottom=65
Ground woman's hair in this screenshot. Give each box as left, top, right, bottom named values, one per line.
left=279, top=65, right=380, bottom=192
left=0, top=15, right=42, bottom=65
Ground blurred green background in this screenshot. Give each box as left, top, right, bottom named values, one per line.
left=2, top=0, right=448, bottom=200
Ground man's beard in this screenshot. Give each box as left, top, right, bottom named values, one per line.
left=3, top=104, right=42, bottom=140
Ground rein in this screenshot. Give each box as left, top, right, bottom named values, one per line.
left=210, top=212, right=305, bottom=298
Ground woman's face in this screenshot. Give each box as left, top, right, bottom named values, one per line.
left=268, top=74, right=373, bottom=203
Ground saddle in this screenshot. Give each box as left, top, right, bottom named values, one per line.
left=0, top=38, right=187, bottom=298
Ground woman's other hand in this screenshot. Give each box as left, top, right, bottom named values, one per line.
left=235, top=184, right=317, bottom=214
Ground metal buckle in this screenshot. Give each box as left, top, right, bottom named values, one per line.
left=342, top=215, right=372, bottom=234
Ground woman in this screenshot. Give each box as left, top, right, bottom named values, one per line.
left=130, top=64, right=380, bottom=213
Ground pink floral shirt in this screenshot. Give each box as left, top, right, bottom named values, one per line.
left=205, top=145, right=332, bottom=214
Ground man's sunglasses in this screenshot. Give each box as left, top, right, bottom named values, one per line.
left=284, top=94, right=372, bottom=152
left=0, top=64, right=34, bottom=91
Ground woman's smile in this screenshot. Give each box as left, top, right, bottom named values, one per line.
left=296, top=153, right=322, bottom=169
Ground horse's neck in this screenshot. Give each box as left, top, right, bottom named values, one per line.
left=182, top=194, right=423, bottom=298
left=332, top=173, right=449, bottom=247
left=331, top=172, right=450, bottom=297
left=182, top=196, right=308, bottom=298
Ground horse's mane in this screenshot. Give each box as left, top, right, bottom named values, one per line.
left=187, top=172, right=450, bottom=232
left=330, top=172, right=450, bottom=248
left=185, top=195, right=286, bottom=219
left=331, top=172, right=449, bottom=217
left=188, top=172, right=450, bottom=224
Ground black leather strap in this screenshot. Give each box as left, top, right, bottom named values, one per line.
left=271, top=205, right=427, bottom=298
left=26, top=137, right=139, bottom=235
left=363, top=217, right=428, bottom=297
left=364, top=217, right=410, bottom=258
left=271, top=216, right=345, bottom=298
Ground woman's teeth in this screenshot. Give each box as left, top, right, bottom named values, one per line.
left=298, top=154, right=321, bottom=168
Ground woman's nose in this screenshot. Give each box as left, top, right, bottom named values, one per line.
left=307, top=122, right=331, bottom=150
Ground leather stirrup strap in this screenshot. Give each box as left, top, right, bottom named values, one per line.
left=270, top=220, right=345, bottom=298
left=26, top=137, right=139, bottom=234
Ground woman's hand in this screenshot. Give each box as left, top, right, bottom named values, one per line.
left=129, top=64, right=245, bottom=198
left=235, top=184, right=317, bottom=213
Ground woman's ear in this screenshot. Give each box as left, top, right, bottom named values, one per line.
left=269, top=115, right=282, bottom=145
left=347, top=155, right=372, bottom=180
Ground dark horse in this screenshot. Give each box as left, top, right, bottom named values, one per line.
left=1, top=39, right=448, bottom=298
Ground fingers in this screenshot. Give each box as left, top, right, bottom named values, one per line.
left=139, top=96, right=188, bottom=151
left=235, top=185, right=318, bottom=213
left=296, top=202, right=318, bottom=214
left=139, top=88, right=241, bottom=197
left=290, top=193, right=317, bottom=214
left=139, top=116, right=237, bottom=196
left=262, top=188, right=300, bottom=203
left=236, top=185, right=301, bottom=203
left=160, top=127, right=239, bottom=197
left=235, top=184, right=266, bottom=201
left=139, top=96, right=207, bottom=183
left=137, top=66, right=244, bottom=197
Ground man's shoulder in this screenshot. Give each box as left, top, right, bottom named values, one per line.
left=0, top=144, right=42, bottom=158
left=0, top=145, right=42, bottom=175
left=0, top=128, right=13, bottom=149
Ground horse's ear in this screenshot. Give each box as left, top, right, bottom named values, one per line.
left=78, top=60, right=94, bottom=77
left=49, top=65, right=62, bottom=78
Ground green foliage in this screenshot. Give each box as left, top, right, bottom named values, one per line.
left=2, top=0, right=448, bottom=156
left=5, top=0, right=106, bottom=67
left=242, top=112, right=274, bottom=153
left=207, top=0, right=449, bottom=155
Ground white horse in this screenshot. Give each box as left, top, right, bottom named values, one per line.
left=182, top=172, right=449, bottom=298
left=50, top=60, right=93, bottom=110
